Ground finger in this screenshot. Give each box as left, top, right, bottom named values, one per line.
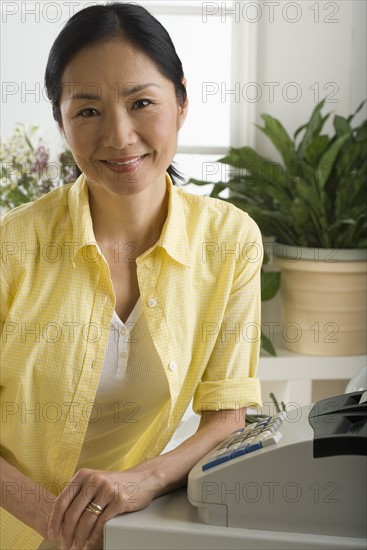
left=83, top=532, right=104, bottom=550
left=61, top=487, right=103, bottom=549
left=73, top=503, right=108, bottom=550
left=81, top=506, right=111, bottom=550
left=48, top=478, right=82, bottom=540
left=71, top=503, right=106, bottom=549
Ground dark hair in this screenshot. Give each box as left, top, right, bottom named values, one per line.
left=45, top=2, right=187, bottom=184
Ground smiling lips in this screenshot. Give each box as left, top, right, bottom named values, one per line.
left=102, top=154, right=147, bottom=173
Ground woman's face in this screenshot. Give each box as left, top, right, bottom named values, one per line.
left=59, top=38, right=187, bottom=196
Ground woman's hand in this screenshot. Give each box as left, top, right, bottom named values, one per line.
left=47, top=408, right=245, bottom=549
left=47, top=466, right=161, bottom=550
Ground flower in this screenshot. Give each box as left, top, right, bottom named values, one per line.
left=33, top=145, right=50, bottom=172
left=0, top=125, right=79, bottom=211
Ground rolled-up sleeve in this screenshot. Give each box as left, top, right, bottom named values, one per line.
left=193, top=216, right=263, bottom=413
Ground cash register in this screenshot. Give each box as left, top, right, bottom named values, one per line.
left=105, top=391, right=367, bottom=549
left=188, top=390, right=366, bottom=538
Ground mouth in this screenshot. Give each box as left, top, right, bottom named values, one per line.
left=101, top=155, right=148, bottom=173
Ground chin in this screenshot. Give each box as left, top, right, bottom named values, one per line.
left=84, top=159, right=167, bottom=197
left=105, top=174, right=158, bottom=197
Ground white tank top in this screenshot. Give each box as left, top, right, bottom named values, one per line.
left=76, top=298, right=170, bottom=471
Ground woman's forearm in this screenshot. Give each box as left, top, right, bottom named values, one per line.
left=132, top=408, right=246, bottom=497
left=0, top=456, right=55, bottom=538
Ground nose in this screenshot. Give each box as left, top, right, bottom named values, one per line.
left=101, top=108, right=137, bottom=150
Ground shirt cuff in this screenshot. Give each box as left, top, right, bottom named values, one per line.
left=193, top=377, right=262, bottom=413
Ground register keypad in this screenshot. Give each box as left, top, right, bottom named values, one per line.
left=202, top=412, right=285, bottom=471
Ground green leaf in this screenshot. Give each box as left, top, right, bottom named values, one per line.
left=294, top=122, right=308, bottom=141
left=246, top=208, right=298, bottom=244
left=261, top=333, right=277, bottom=356
left=297, top=99, right=328, bottom=157
left=334, top=141, right=361, bottom=178
left=210, top=185, right=224, bottom=199
left=333, top=115, right=352, bottom=136
left=220, top=147, right=289, bottom=190
left=315, top=134, right=350, bottom=188
left=304, top=135, right=330, bottom=166
left=218, top=147, right=244, bottom=168
left=261, top=271, right=281, bottom=301
left=355, top=120, right=367, bottom=142
left=347, top=99, right=366, bottom=123
left=222, top=196, right=252, bottom=212
left=257, top=114, right=296, bottom=166
left=298, top=99, right=325, bottom=157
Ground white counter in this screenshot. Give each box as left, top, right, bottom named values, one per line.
left=104, top=489, right=366, bottom=550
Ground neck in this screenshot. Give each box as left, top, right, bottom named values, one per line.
left=88, top=176, right=169, bottom=254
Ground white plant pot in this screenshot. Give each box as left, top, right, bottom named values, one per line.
left=274, top=245, right=367, bottom=356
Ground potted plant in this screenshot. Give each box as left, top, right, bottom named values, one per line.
left=189, top=99, right=367, bottom=356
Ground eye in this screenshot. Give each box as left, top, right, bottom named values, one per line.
left=133, top=99, right=153, bottom=109
left=77, top=108, right=99, bottom=117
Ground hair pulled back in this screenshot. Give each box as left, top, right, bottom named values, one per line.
left=45, top=2, right=186, bottom=183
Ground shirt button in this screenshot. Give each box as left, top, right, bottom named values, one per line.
left=169, top=362, right=177, bottom=372
left=120, top=327, right=129, bottom=336
left=120, top=351, right=128, bottom=358
left=147, top=298, right=157, bottom=307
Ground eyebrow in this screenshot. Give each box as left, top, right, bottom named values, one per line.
left=69, top=83, right=161, bottom=101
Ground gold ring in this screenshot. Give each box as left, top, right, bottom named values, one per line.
left=85, top=501, right=104, bottom=517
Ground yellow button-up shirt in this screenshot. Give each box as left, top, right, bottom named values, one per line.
left=0, top=174, right=262, bottom=549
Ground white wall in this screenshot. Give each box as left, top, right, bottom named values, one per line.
left=255, top=0, right=366, bottom=156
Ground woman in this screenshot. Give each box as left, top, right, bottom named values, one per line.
left=0, top=3, right=263, bottom=549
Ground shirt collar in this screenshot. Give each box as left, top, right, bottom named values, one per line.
left=67, top=173, right=191, bottom=267
left=152, top=174, right=191, bottom=268
left=68, top=174, right=98, bottom=259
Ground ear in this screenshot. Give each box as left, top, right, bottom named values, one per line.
left=177, top=78, right=189, bottom=130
